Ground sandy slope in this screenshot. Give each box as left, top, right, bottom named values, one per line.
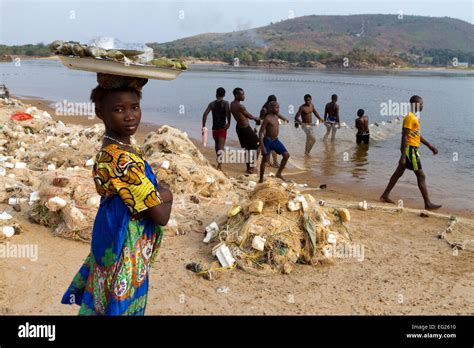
left=1, top=206, right=473, bottom=315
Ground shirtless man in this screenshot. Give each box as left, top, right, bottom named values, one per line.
left=259, top=101, right=290, bottom=183
left=230, top=87, right=261, bottom=173
left=295, top=94, right=323, bottom=156
left=324, top=94, right=340, bottom=141
left=260, top=95, right=289, bottom=167
left=355, top=109, right=370, bottom=145
left=202, top=87, right=231, bottom=170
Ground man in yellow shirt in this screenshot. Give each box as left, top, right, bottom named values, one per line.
left=380, top=95, right=442, bottom=210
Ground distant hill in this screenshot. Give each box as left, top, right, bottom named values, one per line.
left=149, top=14, right=474, bottom=67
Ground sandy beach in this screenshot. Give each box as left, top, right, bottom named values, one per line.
left=0, top=96, right=473, bottom=315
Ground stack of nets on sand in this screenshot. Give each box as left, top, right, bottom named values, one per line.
left=5, top=122, right=103, bottom=172
left=4, top=119, right=239, bottom=240
left=200, top=179, right=352, bottom=277
left=28, top=169, right=100, bottom=241
left=0, top=99, right=240, bottom=242
left=142, top=126, right=240, bottom=234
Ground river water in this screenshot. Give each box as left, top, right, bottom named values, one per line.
left=1, top=60, right=473, bottom=210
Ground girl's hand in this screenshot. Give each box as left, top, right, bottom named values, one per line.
left=158, top=180, right=170, bottom=189
left=158, top=187, right=173, bottom=203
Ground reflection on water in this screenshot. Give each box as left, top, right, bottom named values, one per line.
left=350, top=143, right=370, bottom=180
left=320, top=139, right=338, bottom=177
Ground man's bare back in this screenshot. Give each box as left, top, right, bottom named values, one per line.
left=355, top=116, right=369, bottom=133
left=324, top=101, right=339, bottom=121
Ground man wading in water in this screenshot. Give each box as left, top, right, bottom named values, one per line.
left=295, top=94, right=324, bottom=156
left=324, top=94, right=340, bottom=141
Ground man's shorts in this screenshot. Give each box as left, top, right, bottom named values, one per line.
left=405, top=145, right=422, bottom=171
left=263, top=136, right=287, bottom=155
left=302, top=125, right=315, bottom=138
left=236, top=125, right=259, bottom=150
left=356, top=132, right=370, bottom=145
left=212, top=128, right=227, bottom=141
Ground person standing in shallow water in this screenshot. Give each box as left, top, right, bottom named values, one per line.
left=380, top=95, right=442, bottom=210
left=295, top=94, right=324, bottom=156
left=61, top=73, right=173, bottom=315
left=355, top=109, right=370, bottom=145
left=324, top=94, right=340, bottom=141
left=202, top=87, right=231, bottom=171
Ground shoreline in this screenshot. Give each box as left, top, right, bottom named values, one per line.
left=14, top=94, right=472, bottom=218
left=9, top=56, right=474, bottom=73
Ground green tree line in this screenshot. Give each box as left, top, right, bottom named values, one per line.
left=0, top=43, right=51, bottom=56
left=2, top=42, right=472, bottom=66
left=148, top=44, right=333, bottom=63
left=405, top=48, right=474, bottom=65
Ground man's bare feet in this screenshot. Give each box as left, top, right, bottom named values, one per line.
left=276, top=173, right=287, bottom=182
left=425, top=203, right=442, bottom=211
left=379, top=195, right=395, bottom=204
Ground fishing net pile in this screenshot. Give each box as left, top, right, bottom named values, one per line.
left=198, top=179, right=353, bottom=277
left=27, top=169, right=98, bottom=241
left=142, top=125, right=240, bottom=234
left=0, top=103, right=104, bottom=172
left=0, top=105, right=105, bottom=241
left=1, top=100, right=240, bottom=241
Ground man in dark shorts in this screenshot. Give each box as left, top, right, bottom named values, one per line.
left=324, top=94, right=340, bottom=141
left=230, top=87, right=261, bottom=174
left=295, top=94, right=324, bottom=155
left=380, top=95, right=441, bottom=210
left=355, top=109, right=370, bottom=145
left=202, top=87, right=231, bottom=171
left=259, top=101, right=290, bottom=183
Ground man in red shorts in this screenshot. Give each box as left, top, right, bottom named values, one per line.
left=202, top=87, right=231, bottom=171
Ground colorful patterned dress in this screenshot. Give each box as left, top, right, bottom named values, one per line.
left=61, top=143, right=163, bottom=315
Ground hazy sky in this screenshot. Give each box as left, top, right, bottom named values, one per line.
left=0, top=0, right=472, bottom=45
